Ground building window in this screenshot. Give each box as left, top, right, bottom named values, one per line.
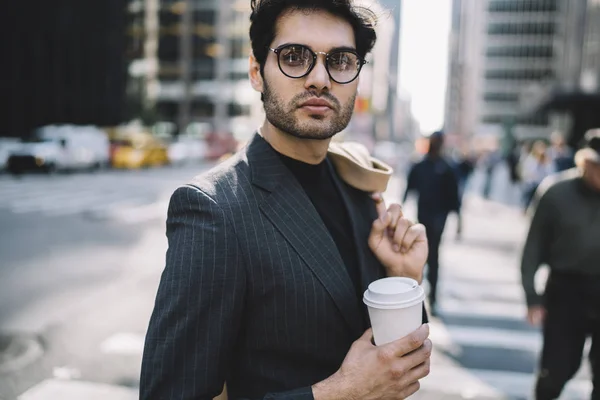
left=485, top=69, right=554, bottom=80
left=488, top=0, right=557, bottom=13
left=484, top=93, right=520, bottom=102
left=487, top=46, right=554, bottom=58
left=488, top=22, right=556, bottom=36
left=482, top=114, right=549, bottom=126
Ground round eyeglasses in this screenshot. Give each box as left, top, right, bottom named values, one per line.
left=269, top=44, right=367, bottom=85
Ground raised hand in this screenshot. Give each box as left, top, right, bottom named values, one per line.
left=368, top=193, right=428, bottom=283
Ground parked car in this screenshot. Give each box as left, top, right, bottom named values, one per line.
left=6, top=125, right=110, bottom=174
left=110, top=131, right=169, bottom=169
left=205, top=131, right=239, bottom=161
left=0, top=138, right=21, bottom=172
left=167, top=136, right=207, bottom=166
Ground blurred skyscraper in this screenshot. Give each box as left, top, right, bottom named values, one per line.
left=349, top=0, right=420, bottom=144
left=521, top=0, right=600, bottom=147
left=126, top=0, right=260, bottom=139
left=445, top=0, right=559, bottom=143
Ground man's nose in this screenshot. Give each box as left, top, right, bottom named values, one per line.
left=304, top=58, right=332, bottom=94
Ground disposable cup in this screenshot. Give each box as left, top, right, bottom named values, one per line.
left=363, top=277, right=425, bottom=346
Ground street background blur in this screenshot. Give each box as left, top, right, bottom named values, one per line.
left=1, top=0, right=599, bottom=399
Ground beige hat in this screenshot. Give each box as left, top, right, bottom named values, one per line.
left=328, top=141, right=394, bottom=193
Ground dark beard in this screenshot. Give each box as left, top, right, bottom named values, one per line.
left=262, top=80, right=356, bottom=140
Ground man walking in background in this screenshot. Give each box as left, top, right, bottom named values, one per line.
left=404, top=131, right=461, bottom=315
left=521, top=130, right=600, bottom=400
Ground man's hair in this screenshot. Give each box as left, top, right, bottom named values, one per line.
left=249, top=0, right=378, bottom=75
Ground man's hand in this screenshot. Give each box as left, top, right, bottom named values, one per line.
left=312, top=325, right=432, bottom=400
left=368, top=193, right=428, bottom=283
left=527, top=305, right=546, bottom=326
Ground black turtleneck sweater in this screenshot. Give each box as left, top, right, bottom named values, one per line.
left=276, top=151, right=363, bottom=297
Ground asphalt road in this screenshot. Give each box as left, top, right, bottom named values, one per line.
left=0, top=164, right=212, bottom=399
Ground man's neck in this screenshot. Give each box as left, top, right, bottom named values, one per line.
left=260, top=121, right=330, bottom=165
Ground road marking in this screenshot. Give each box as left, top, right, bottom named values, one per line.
left=421, top=363, right=591, bottom=399
left=100, top=332, right=145, bottom=355
left=431, top=321, right=541, bottom=352
left=18, top=379, right=137, bottom=400
left=438, top=297, right=527, bottom=321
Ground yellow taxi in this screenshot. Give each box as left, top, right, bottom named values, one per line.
left=109, top=130, right=169, bottom=169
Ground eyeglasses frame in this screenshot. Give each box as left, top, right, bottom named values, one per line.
left=268, top=43, right=368, bottom=84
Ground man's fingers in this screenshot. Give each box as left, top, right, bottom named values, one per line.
left=398, top=381, right=421, bottom=399
left=354, top=328, right=375, bottom=348
left=369, top=213, right=391, bottom=248
left=386, top=324, right=429, bottom=357
left=393, top=218, right=412, bottom=251
left=387, top=204, right=403, bottom=230
left=396, top=359, right=431, bottom=394
left=397, top=223, right=426, bottom=253
left=371, top=192, right=387, bottom=218
left=360, top=328, right=374, bottom=341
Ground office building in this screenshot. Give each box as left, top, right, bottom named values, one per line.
left=126, top=0, right=259, bottom=138
left=446, top=0, right=560, bottom=143
left=522, top=0, right=600, bottom=146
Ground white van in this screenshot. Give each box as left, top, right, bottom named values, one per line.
left=7, top=125, right=110, bottom=174
left=0, top=138, right=21, bottom=172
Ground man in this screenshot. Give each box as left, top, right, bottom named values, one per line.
left=521, top=130, right=600, bottom=400
left=403, top=131, right=461, bottom=314
left=140, top=1, right=432, bottom=399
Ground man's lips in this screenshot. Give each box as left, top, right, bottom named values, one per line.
left=299, top=99, right=334, bottom=109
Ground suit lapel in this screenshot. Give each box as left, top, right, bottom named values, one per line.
left=248, top=134, right=363, bottom=335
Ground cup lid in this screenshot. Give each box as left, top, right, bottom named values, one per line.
left=363, top=277, right=425, bottom=309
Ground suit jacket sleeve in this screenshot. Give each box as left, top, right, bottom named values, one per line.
left=140, top=186, right=316, bottom=400
left=140, top=185, right=247, bottom=399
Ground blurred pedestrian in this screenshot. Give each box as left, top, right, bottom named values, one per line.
left=482, top=148, right=501, bottom=199
left=506, top=140, right=521, bottom=184
left=140, top=1, right=432, bottom=399
left=520, top=129, right=600, bottom=400
left=454, top=147, right=475, bottom=200
left=548, top=131, right=575, bottom=172
left=404, top=131, right=461, bottom=314
left=521, top=140, right=555, bottom=213
left=453, top=147, right=475, bottom=240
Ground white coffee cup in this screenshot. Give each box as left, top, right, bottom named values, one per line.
left=363, top=277, right=425, bottom=346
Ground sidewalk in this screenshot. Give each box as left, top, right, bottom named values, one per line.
left=383, top=173, right=531, bottom=400
left=413, top=196, right=529, bottom=400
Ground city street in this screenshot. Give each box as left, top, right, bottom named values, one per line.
left=0, top=163, right=594, bottom=400
left=0, top=163, right=212, bottom=399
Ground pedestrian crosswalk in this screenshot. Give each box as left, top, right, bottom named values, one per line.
left=0, top=165, right=208, bottom=222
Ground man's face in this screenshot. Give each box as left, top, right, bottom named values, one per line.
left=254, top=9, right=360, bottom=140
left=583, top=160, right=600, bottom=192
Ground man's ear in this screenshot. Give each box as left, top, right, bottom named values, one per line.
left=249, top=52, right=264, bottom=94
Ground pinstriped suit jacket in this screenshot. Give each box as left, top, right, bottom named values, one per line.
left=140, top=133, right=389, bottom=400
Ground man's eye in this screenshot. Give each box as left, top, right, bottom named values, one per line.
left=330, top=54, right=353, bottom=70
left=281, top=48, right=308, bottom=65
